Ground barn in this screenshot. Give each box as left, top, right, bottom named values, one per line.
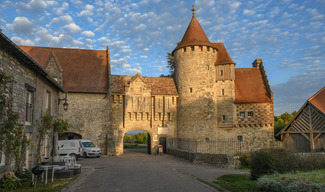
left=279, top=86, right=325, bottom=152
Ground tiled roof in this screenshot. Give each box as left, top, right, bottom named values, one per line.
left=212, top=43, right=235, bottom=65
left=308, top=86, right=325, bottom=114
left=174, top=16, right=213, bottom=51
left=235, top=68, right=272, bottom=103
left=110, top=75, right=178, bottom=95
left=19, top=46, right=108, bottom=93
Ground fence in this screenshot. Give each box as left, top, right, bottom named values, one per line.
left=167, top=138, right=247, bottom=155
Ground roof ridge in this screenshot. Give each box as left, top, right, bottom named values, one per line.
left=308, top=86, right=325, bottom=101
left=18, top=45, right=106, bottom=51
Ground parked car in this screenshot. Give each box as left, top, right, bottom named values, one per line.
left=80, top=140, right=102, bottom=158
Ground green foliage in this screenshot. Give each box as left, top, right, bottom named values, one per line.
left=0, top=68, right=30, bottom=175
left=166, top=52, right=175, bottom=77
left=36, top=110, right=53, bottom=163
left=0, top=178, right=22, bottom=192
left=54, top=118, right=70, bottom=136
left=213, top=174, right=257, bottom=192
left=250, top=151, right=275, bottom=180
left=266, top=148, right=298, bottom=174
left=123, top=133, right=148, bottom=143
left=239, top=152, right=251, bottom=168
left=257, top=170, right=325, bottom=192
left=274, top=111, right=296, bottom=140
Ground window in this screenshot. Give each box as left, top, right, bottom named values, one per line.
left=183, top=47, right=186, bottom=52
left=168, top=98, right=170, bottom=109
left=191, top=46, right=194, bottom=51
left=248, top=111, right=254, bottom=117
left=222, top=115, right=226, bottom=121
left=199, top=46, right=203, bottom=51
left=240, top=112, right=245, bottom=118
left=237, top=136, right=243, bottom=142
left=45, top=91, right=51, bottom=115
left=190, top=88, right=192, bottom=93
left=25, top=90, right=34, bottom=123
left=220, top=70, right=224, bottom=76
left=206, top=65, right=209, bottom=70
left=168, top=113, right=171, bottom=121
left=143, top=98, right=146, bottom=109
left=207, top=47, right=210, bottom=51
left=222, top=89, right=225, bottom=96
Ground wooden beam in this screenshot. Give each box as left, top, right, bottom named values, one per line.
left=282, top=130, right=325, bottom=134
left=313, top=133, right=322, bottom=142
left=282, top=133, right=290, bottom=143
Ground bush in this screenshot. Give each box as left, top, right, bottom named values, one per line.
left=0, top=178, right=21, bottom=192
left=250, top=151, right=274, bottom=180
left=266, top=148, right=298, bottom=173
left=239, top=153, right=251, bottom=168
left=256, top=170, right=325, bottom=192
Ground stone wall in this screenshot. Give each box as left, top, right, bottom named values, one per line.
left=0, top=46, right=61, bottom=172
left=62, top=92, right=111, bottom=154
left=167, top=149, right=240, bottom=168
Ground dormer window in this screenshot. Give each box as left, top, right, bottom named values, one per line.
left=220, top=70, right=224, bottom=76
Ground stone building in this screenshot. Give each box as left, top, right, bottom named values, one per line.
left=19, top=8, right=274, bottom=156
left=0, top=31, right=66, bottom=176
left=278, top=86, right=325, bottom=152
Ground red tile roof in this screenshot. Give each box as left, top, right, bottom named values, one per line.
left=308, top=86, right=325, bottom=114
left=174, top=16, right=213, bottom=51
left=235, top=68, right=272, bottom=103
left=212, top=43, right=235, bottom=65
left=110, top=75, right=178, bottom=95
left=19, top=46, right=108, bottom=93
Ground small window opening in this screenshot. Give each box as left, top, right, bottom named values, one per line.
left=189, top=88, right=192, bottom=93
left=220, top=70, right=224, bottom=76
left=191, top=46, right=194, bottom=51
left=206, top=65, right=209, bottom=70
left=237, top=136, right=243, bottom=142
left=248, top=111, right=253, bottom=117
left=222, top=115, right=226, bottom=121
left=222, top=89, right=225, bottom=96
left=207, top=47, right=210, bottom=51
left=183, top=47, right=186, bottom=52
left=240, top=111, right=245, bottom=118
left=199, top=46, right=203, bottom=51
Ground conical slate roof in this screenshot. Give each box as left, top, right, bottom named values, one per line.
left=173, top=15, right=213, bottom=52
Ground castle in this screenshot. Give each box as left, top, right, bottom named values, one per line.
left=19, top=7, right=275, bottom=156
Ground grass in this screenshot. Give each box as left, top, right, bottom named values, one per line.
left=123, top=143, right=147, bottom=149
left=213, top=174, right=257, bottom=192
left=13, top=175, right=78, bottom=192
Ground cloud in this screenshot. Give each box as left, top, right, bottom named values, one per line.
left=6, top=17, right=35, bottom=36
left=140, top=56, right=148, bottom=59
left=64, top=23, right=81, bottom=34
left=11, top=36, right=35, bottom=46
left=78, top=4, right=94, bottom=17
left=53, top=2, right=69, bottom=15
left=17, top=0, right=47, bottom=12
left=82, top=31, right=95, bottom=37
left=50, top=15, right=73, bottom=24
left=243, top=9, right=256, bottom=16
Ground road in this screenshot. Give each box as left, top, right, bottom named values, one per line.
left=69, top=149, right=248, bottom=192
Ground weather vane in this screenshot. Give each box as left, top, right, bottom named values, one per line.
left=192, top=4, right=196, bottom=16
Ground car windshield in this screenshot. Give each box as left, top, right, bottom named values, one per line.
left=82, top=142, right=96, bottom=147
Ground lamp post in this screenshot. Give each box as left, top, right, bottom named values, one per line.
left=58, top=93, right=68, bottom=111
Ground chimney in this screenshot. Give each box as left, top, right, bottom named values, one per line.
left=252, top=58, right=263, bottom=68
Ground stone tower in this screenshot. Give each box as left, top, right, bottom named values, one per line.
left=173, top=6, right=219, bottom=140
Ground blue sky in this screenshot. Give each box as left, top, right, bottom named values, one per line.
left=0, top=0, right=324, bottom=115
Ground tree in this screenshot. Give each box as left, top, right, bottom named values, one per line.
left=274, top=111, right=297, bottom=140
left=166, top=52, right=175, bottom=77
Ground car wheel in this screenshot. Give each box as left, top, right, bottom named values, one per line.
left=70, top=153, right=78, bottom=160
left=96, top=155, right=100, bottom=158
left=83, top=152, right=88, bottom=158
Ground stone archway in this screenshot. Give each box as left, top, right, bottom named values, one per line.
left=123, top=130, right=151, bottom=154
left=59, top=132, right=82, bottom=140
left=114, top=128, right=159, bottom=156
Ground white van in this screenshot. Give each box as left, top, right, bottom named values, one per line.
left=57, top=140, right=82, bottom=160
left=57, top=139, right=101, bottom=159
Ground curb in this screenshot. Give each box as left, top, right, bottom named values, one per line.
left=61, top=167, right=95, bottom=192
left=175, top=169, right=230, bottom=192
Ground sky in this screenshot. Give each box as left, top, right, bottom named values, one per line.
left=0, top=0, right=324, bottom=116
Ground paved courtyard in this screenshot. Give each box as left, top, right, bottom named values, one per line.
left=66, top=149, right=248, bottom=192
